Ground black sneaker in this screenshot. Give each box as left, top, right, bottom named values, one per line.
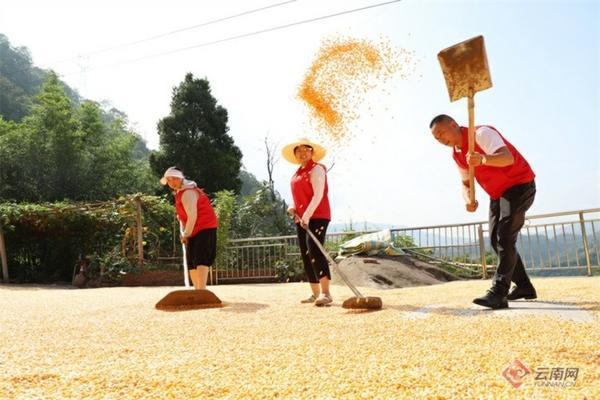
left=473, top=290, right=508, bottom=309
left=507, top=285, right=537, bottom=301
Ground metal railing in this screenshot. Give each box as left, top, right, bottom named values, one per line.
left=214, top=231, right=374, bottom=283
left=213, top=208, right=600, bottom=283
left=390, top=208, right=600, bottom=278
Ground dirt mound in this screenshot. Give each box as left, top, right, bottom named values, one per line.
left=332, top=255, right=460, bottom=289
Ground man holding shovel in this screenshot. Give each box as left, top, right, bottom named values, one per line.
left=429, top=115, right=537, bottom=309
left=160, top=166, right=218, bottom=290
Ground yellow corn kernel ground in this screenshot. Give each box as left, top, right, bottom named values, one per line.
left=1, top=277, right=598, bottom=399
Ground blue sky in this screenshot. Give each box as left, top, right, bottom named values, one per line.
left=1, top=0, right=598, bottom=227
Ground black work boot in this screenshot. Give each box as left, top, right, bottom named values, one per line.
left=507, top=284, right=537, bottom=301
left=473, top=290, right=508, bottom=309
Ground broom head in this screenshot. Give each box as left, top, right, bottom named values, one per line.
left=342, top=296, right=383, bottom=310
left=155, top=289, right=223, bottom=311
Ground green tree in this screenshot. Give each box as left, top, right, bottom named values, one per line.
left=98, top=118, right=156, bottom=199
left=212, top=190, right=236, bottom=268
left=0, top=34, right=58, bottom=121
left=0, top=73, right=156, bottom=202
left=76, top=100, right=155, bottom=199
left=0, top=75, right=31, bottom=121
left=239, top=169, right=261, bottom=196
left=0, top=34, right=135, bottom=136
left=232, top=183, right=294, bottom=238
left=150, top=73, right=242, bottom=194
left=0, top=117, right=26, bottom=199
left=0, top=34, right=34, bottom=121
left=15, top=72, right=80, bottom=201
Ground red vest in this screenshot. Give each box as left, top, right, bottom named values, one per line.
left=291, top=159, right=331, bottom=220
left=175, top=187, right=218, bottom=236
left=453, top=126, right=535, bottom=200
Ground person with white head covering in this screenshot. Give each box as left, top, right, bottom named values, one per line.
left=282, top=138, right=333, bottom=306
left=160, top=167, right=218, bottom=290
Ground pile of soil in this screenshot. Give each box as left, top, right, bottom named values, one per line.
left=332, top=254, right=460, bottom=289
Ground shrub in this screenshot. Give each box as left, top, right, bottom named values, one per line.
left=0, top=195, right=174, bottom=283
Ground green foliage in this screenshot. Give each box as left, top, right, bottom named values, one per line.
left=0, top=34, right=45, bottom=121
left=212, top=190, right=236, bottom=269
left=0, top=117, right=23, bottom=199
left=0, top=34, right=321, bottom=283
left=232, top=183, right=295, bottom=238
left=0, top=73, right=156, bottom=202
left=149, top=73, right=242, bottom=194
left=393, top=234, right=440, bottom=263
left=22, top=73, right=81, bottom=200
left=274, top=259, right=305, bottom=283
left=484, top=250, right=497, bottom=266
left=393, top=234, right=420, bottom=249
left=0, top=34, right=153, bottom=203
left=239, top=169, right=261, bottom=196
left=0, top=34, right=131, bottom=124
left=340, top=231, right=360, bottom=244
left=208, top=184, right=296, bottom=279
left=0, top=195, right=175, bottom=283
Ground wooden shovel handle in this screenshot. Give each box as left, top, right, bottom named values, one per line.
left=467, top=92, right=476, bottom=204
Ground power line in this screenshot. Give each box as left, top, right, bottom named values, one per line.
left=52, top=0, right=297, bottom=64
left=63, top=0, right=403, bottom=76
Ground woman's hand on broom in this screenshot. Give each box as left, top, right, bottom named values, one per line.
left=180, top=233, right=190, bottom=245
left=287, top=207, right=302, bottom=226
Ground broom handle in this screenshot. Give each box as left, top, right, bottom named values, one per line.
left=180, top=222, right=190, bottom=288
left=467, top=90, right=476, bottom=204
left=298, top=218, right=364, bottom=298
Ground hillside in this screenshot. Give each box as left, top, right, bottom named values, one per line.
left=0, top=33, right=150, bottom=157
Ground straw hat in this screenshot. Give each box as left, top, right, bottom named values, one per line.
left=281, top=138, right=326, bottom=164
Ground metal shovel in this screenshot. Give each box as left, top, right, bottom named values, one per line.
left=438, top=35, right=493, bottom=205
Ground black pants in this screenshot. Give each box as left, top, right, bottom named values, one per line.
left=187, top=228, right=217, bottom=267
left=489, top=181, right=536, bottom=296
left=296, top=219, right=331, bottom=283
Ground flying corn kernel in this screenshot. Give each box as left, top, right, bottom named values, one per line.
left=298, top=36, right=416, bottom=146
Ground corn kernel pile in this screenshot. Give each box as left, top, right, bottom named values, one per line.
left=1, top=277, right=598, bottom=399
left=298, top=37, right=416, bottom=145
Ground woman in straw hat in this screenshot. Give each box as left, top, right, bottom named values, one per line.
left=160, top=166, right=218, bottom=290
left=282, top=138, right=333, bottom=306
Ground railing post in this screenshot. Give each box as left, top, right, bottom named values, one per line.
left=0, top=228, right=9, bottom=283
left=579, top=212, right=592, bottom=276
left=478, top=224, right=487, bottom=279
